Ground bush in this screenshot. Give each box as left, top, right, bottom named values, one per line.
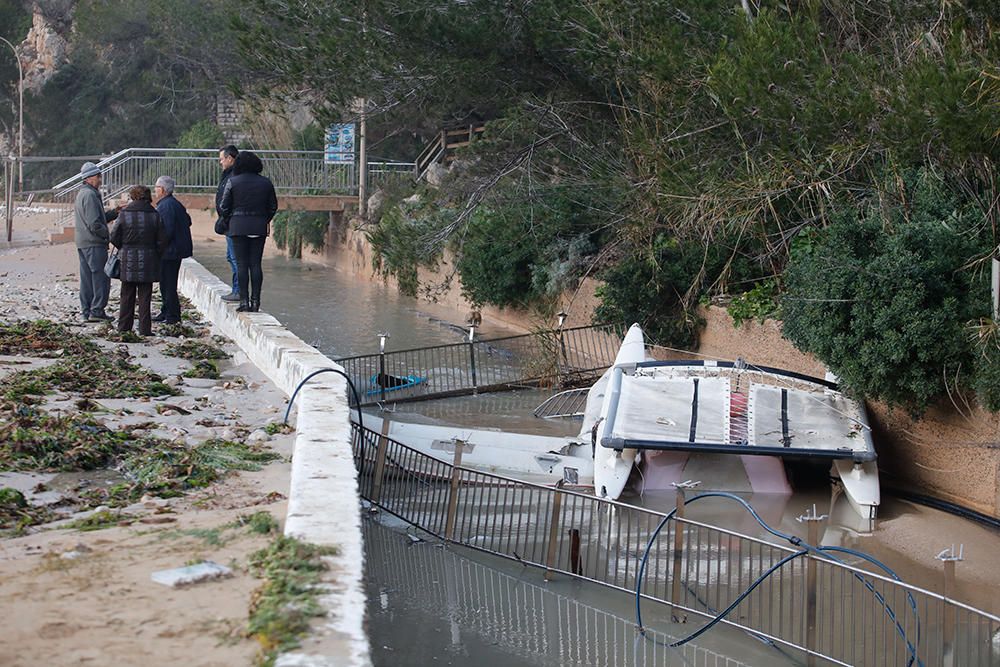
left=594, top=234, right=760, bottom=348
left=272, top=211, right=329, bottom=258
left=176, top=120, right=226, bottom=149
left=781, top=169, right=991, bottom=413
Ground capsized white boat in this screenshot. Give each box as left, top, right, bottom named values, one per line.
left=587, top=324, right=880, bottom=521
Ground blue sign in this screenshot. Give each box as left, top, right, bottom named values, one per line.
left=325, top=123, right=356, bottom=163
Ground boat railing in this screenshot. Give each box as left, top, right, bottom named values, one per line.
left=352, top=419, right=1000, bottom=666
left=336, top=322, right=625, bottom=407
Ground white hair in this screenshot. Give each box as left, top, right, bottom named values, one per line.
left=155, top=175, right=175, bottom=194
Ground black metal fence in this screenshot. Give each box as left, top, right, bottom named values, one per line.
left=336, top=323, right=625, bottom=406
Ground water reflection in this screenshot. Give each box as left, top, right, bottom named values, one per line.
left=364, top=515, right=797, bottom=666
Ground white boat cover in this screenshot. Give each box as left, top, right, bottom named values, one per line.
left=748, top=385, right=869, bottom=454
left=607, top=370, right=872, bottom=457
left=613, top=376, right=730, bottom=444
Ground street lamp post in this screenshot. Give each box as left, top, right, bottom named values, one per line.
left=0, top=36, right=24, bottom=193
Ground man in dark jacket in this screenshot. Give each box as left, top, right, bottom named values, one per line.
left=153, top=175, right=194, bottom=324
left=216, top=145, right=241, bottom=302
left=73, top=161, right=120, bottom=322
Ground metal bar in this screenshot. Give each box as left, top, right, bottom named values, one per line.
left=443, top=443, right=464, bottom=540
left=543, top=485, right=564, bottom=581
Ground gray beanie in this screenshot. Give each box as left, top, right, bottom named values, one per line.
left=80, top=161, right=101, bottom=179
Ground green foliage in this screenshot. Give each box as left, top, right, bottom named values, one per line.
left=66, top=509, right=123, bottom=532
left=728, top=280, right=780, bottom=327
left=164, top=340, right=230, bottom=360
left=239, top=511, right=280, bottom=535
left=594, top=234, right=759, bottom=348
left=366, top=192, right=447, bottom=296
left=247, top=536, right=338, bottom=664
left=972, top=342, right=1000, bottom=412
left=271, top=211, right=329, bottom=259
left=781, top=170, right=991, bottom=413
left=291, top=123, right=325, bottom=151
left=176, top=120, right=226, bottom=149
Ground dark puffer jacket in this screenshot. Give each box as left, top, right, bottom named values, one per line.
left=109, top=200, right=167, bottom=283
left=220, top=172, right=278, bottom=237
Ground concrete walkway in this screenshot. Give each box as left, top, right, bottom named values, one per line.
left=179, top=258, right=371, bottom=666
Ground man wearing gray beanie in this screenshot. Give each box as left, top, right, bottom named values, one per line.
left=74, top=161, right=121, bottom=321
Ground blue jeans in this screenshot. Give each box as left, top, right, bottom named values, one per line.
left=225, top=235, right=239, bottom=293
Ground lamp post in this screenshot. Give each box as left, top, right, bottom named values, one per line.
left=0, top=36, right=24, bottom=193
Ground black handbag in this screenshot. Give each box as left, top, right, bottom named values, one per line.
left=104, top=249, right=121, bottom=279
left=214, top=216, right=229, bottom=235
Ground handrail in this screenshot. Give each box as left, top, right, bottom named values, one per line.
left=353, top=420, right=1000, bottom=666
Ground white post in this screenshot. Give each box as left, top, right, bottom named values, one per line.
left=0, top=37, right=23, bottom=193
left=358, top=97, right=367, bottom=217
left=992, top=255, right=999, bottom=321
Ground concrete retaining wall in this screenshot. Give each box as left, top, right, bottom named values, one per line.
left=178, top=258, right=371, bottom=666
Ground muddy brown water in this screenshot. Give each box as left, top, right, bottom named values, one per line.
left=195, top=245, right=1000, bottom=665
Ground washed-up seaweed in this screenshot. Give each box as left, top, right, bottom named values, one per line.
left=164, top=340, right=230, bottom=360
left=0, top=320, right=98, bottom=357
left=0, top=347, right=177, bottom=400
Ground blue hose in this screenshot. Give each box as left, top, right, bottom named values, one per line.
left=634, top=492, right=922, bottom=666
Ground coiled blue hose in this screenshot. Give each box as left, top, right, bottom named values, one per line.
left=634, top=492, right=922, bottom=666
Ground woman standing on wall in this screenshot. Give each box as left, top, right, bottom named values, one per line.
left=219, top=151, right=278, bottom=312
left=110, top=185, right=167, bottom=336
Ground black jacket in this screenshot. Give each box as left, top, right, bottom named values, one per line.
left=156, top=194, right=193, bottom=260
left=109, top=200, right=167, bottom=283
left=220, top=172, right=278, bottom=237
left=215, top=166, right=233, bottom=229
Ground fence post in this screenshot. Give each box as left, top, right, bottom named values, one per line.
left=369, top=416, right=391, bottom=504
left=799, top=504, right=827, bottom=667
left=4, top=158, right=12, bottom=243
left=670, top=483, right=688, bottom=622
left=555, top=311, right=568, bottom=386
left=468, top=324, right=478, bottom=394
left=568, top=528, right=582, bottom=575
left=377, top=332, right=389, bottom=403
left=937, top=544, right=964, bottom=667
left=444, top=441, right=466, bottom=541
left=544, top=481, right=565, bottom=582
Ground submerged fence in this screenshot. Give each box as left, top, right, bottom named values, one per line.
left=337, top=323, right=624, bottom=406
left=353, top=421, right=1000, bottom=667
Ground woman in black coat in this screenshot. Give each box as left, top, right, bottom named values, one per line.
left=219, top=151, right=278, bottom=312
left=109, top=185, right=167, bottom=335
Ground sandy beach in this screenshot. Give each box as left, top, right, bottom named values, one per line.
left=1, top=227, right=296, bottom=666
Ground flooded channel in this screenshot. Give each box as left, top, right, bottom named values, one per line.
left=194, top=244, right=1000, bottom=665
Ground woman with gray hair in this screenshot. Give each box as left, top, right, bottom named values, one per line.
left=154, top=175, right=193, bottom=324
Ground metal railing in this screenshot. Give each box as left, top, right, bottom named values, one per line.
left=46, top=148, right=417, bottom=225
left=336, top=322, right=625, bottom=406
left=353, top=421, right=1000, bottom=666
left=364, top=517, right=760, bottom=666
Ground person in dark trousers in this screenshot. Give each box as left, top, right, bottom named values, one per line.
left=216, top=145, right=241, bottom=302
left=219, top=151, right=278, bottom=312
left=153, top=175, right=193, bottom=324
left=110, top=185, right=167, bottom=336
left=73, top=161, right=121, bottom=322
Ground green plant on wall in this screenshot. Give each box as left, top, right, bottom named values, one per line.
left=781, top=169, right=991, bottom=414
left=272, top=211, right=329, bottom=259
left=727, top=280, right=780, bottom=327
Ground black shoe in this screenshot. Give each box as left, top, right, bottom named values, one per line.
left=152, top=313, right=166, bottom=322
left=88, top=312, right=112, bottom=322
left=250, top=298, right=260, bottom=313
left=236, top=300, right=251, bottom=312
left=221, top=292, right=241, bottom=302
